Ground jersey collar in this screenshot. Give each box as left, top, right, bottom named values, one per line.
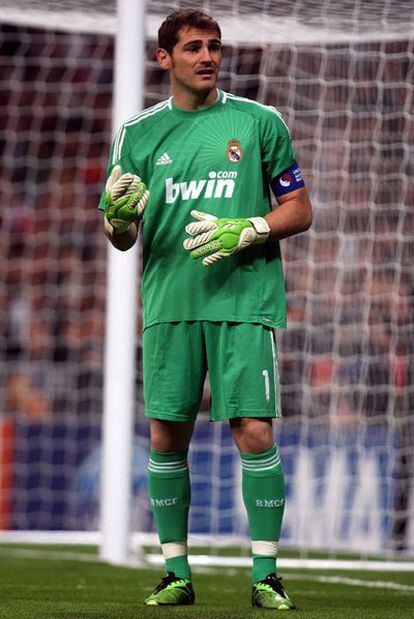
left=169, top=89, right=225, bottom=115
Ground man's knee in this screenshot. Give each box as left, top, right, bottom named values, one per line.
left=150, top=418, right=194, bottom=452
left=230, top=417, right=274, bottom=454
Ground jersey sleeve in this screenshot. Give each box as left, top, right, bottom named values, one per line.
left=260, top=107, right=297, bottom=183
left=97, top=125, right=138, bottom=211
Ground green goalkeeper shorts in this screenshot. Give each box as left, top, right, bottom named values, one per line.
left=143, top=321, right=281, bottom=422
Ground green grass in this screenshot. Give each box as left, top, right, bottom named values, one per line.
left=0, top=544, right=413, bottom=618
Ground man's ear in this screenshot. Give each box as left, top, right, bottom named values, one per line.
left=156, top=48, right=171, bottom=70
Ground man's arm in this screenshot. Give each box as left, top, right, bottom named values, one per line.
left=264, top=186, right=313, bottom=241
left=183, top=181, right=312, bottom=267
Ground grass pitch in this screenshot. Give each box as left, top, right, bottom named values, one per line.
left=0, top=544, right=413, bottom=618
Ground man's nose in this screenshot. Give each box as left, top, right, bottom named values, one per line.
left=199, top=46, right=213, bottom=63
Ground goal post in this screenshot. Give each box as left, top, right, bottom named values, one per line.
left=100, top=0, right=146, bottom=567
left=0, top=0, right=413, bottom=565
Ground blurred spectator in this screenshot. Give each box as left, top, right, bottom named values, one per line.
left=5, top=371, right=51, bottom=421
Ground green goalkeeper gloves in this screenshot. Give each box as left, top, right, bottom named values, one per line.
left=103, top=164, right=149, bottom=235
left=183, top=210, right=270, bottom=266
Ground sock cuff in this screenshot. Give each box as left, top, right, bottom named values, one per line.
left=150, top=449, right=188, bottom=461
left=241, top=444, right=277, bottom=461
left=149, top=449, right=188, bottom=474
left=252, top=540, right=279, bottom=556
left=161, top=541, right=188, bottom=559
left=240, top=445, right=280, bottom=473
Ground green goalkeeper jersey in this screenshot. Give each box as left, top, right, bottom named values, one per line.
left=98, top=89, right=297, bottom=330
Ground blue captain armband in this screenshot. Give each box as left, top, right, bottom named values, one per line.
left=271, top=161, right=305, bottom=198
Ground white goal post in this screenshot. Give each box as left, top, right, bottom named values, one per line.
left=100, top=0, right=145, bottom=566
left=0, top=0, right=413, bottom=567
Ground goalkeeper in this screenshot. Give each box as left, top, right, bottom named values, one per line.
left=99, top=8, right=312, bottom=612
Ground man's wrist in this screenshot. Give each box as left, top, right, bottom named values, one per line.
left=247, top=216, right=270, bottom=244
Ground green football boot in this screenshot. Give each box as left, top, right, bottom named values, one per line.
left=144, top=572, right=195, bottom=606
left=252, top=573, right=295, bottom=610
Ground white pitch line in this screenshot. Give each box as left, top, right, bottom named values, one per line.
left=145, top=554, right=414, bottom=573
left=1, top=547, right=412, bottom=595
left=288, top=573, right=414, bottom=593
left=2, top=547, right=414, bottom=590
left=0, top=547, right=146, bottom=568
left=0, top=548, right=102, bottom=563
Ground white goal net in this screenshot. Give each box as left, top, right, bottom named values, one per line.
left=0, top=0, right=413, bottom=558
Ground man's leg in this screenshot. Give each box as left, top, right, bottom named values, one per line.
left=231, top=417, right=294, bottom=610
left=231, top=417, right=284, bottom=581
left=143, top=322, right=206, bottom=605
left=149, top=420, right=194, bottom=576
left=145, top=419, right=195, bottom=605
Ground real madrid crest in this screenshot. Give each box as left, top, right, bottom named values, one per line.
left=226, top=139, right=243, bottom=163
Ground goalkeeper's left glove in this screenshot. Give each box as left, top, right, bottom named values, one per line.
left=183, top=210, right=270, bottom=266
left=103, top=164, right=149, bottom=236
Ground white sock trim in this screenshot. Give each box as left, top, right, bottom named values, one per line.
left=161, top=541, right=188, bottom=560
left=252, top=540, right=279, bottom=556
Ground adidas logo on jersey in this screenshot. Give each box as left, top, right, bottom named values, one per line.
left=165, top=170, right=238, bottom=204
left=156, top=152, right=172, bottom=166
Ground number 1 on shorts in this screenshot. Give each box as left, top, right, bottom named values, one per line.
left=262, top=369, right=270, bottom=402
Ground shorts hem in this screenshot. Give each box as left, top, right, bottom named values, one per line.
left=145, top=409, right=197, bottom=423
left=145, top=409, right=281, bottom=422
left=210, top=410, right=282, bottom=422
left=143, top=317, right=287, bottom=331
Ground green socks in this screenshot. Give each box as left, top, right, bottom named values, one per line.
left=148, top=449, right=191, bottom=580
left=241, top=445, right=285, bottom=583
left=148, top=445, right=285, bottom=584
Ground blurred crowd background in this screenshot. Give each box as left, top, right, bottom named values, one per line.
left=1, top=24, right=412, bottom=428
left=0, top=13, right=413, bottom=546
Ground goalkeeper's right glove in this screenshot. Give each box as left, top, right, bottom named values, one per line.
left=103, top=164, right=149, bottom=235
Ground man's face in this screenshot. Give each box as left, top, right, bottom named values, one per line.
left=163, top=27, right=222, bottom=95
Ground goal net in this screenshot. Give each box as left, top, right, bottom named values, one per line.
left=0, top=0, right=413, bottom=559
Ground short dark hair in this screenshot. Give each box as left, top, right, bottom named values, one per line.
left=158, top=9, right=221, bottom=54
